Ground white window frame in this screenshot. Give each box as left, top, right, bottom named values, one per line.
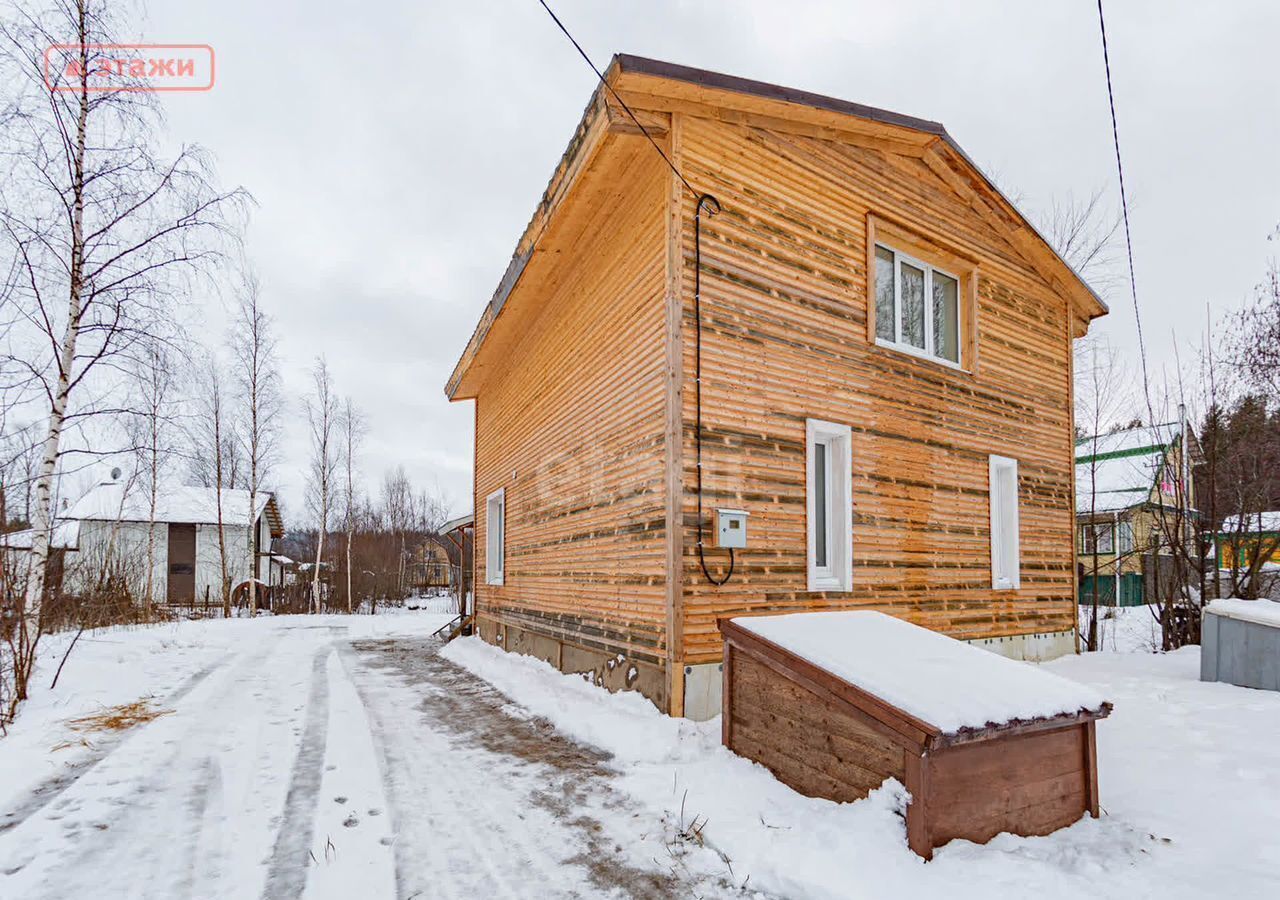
left=989, top=455, right=1020, bottom=590
left=874, top=242, right=963, bottom=369
left=485, top=487, right=505, bottom=586
left=1081, top=522, right=1115, bottom=555
left=806, top=419, right=853, bottom=592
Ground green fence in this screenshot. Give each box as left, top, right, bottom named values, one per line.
left=1078, top=573, right=1145, bottom=607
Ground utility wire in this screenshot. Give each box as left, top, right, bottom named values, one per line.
left=1096, top=0, right=1153, bottom=415
left=533, top=0, right=734, bottom=585
left=535, top=0, right=699, bottom=200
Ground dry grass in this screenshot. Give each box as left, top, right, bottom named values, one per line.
left=64, top=698, right=172, bottom=735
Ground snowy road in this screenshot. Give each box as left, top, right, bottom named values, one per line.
left=0, top=615, right=723, bottom=900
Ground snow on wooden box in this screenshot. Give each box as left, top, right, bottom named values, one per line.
left=718, top=611, right=1112, bottom=859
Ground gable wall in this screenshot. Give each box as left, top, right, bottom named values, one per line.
left=674, top=115, right=1080, bottom=663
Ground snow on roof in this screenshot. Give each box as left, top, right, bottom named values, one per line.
left=1205, top=598, right=1280, bottom=628
left=1075, top=452, right=1162, bottom=514
left=1075, top=423, right=1181, bottom=515
left=1221, top=511, right=1280, bottom=534
left=1076, top=422, right=1178, bottom=460
left=733, top=611, right=1108, bottom=734
left=59, top=480, right=282, bottom=534
left=0, top=521, right=80, bottom=551
left=440, top=512, right=474, bottom=534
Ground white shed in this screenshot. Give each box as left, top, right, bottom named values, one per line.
left=56, top=477, right=285, bottom=605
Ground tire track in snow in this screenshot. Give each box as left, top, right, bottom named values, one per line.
left=262, top=647, right=333, bottom=900
left=344, top=639, right=723, bottom=899
left=0, top=655, right=227, bottom=837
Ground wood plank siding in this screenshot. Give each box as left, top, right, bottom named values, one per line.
left=674, top=113, right=1081, bottom=665
left=471, top=138, right=673, bottom=679
left=449, top=57, right=1104, bottom=714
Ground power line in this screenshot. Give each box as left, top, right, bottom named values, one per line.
left=535, top=0, right=700, bottom=200
left=1096, top=0, right=1153, bottom=413
left=532, top=0, right=734, bottom=585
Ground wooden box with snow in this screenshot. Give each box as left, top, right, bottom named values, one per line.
left=718, top=612, right=1112, bottom=859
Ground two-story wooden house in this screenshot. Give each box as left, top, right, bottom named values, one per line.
left=445, top=56, right=1106, bottom=718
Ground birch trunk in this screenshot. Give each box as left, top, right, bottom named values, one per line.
left=20, top=35, right=90, bottom=685
left=345, top=530, right=353, bottom=614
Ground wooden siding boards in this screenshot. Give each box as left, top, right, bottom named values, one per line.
left=675, top=113, right=1077, bottom=664
left=473, top=144, right=671, bottom=671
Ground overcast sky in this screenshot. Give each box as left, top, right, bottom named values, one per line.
left=136, top=0, right=1279, bottom=523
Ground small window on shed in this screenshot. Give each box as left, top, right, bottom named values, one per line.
left=486, top=488, right=505, bottom=586
left=989, top=456, right=1020, bottom=590
left=807, top=419, right=853, bottom=592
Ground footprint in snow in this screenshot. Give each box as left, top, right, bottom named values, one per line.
left=334, top=796, right=348, bottom=804
left=342, top=815, right=359, bottom=828
left=367, top=808, right=381, bottom=817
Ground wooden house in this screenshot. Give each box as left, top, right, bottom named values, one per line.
left=445, top=56, right=1107, bottom=718
left=1075, top=422, right=1197, bottom=606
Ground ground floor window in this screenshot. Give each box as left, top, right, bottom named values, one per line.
left=989, top=455, right=1020, bottom=590
left=806, top=419, right=852, bottom=591
left=485, top=488, right=505, bottom=586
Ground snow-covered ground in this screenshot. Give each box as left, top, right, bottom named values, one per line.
left=2, top=607, right=1278, bottom=899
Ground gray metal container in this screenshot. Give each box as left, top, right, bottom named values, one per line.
left=1201, top=605, right=1280, bottom=691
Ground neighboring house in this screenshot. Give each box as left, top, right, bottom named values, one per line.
left=445, top=56, right=1107, bottom=718
left=1216, top=511, right=1280, bottom=574
left=55, top=475, right=285, bottom=605
left=1075, top=422, right=1197, bottom=606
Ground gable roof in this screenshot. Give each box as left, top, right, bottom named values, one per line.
left=1221, top=511, right=1280, bottom=534
left=59, top=480, right=285, bottom=538
left=446, top=54, right=1107, bottom=400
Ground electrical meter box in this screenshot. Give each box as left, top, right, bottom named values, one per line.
left=715, top=508, right=749, bottom=549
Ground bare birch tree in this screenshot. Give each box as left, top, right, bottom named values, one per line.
left=0, top=0, right=243, bottom=708
left=190, top=355, right=235, bottom=614
left=339, top=396, right=365, bottom=614
left=131, top=341, right=176, bottom=618
left=305, top=357, right=338, bottom=614
left=230, top=272, right=279, bottom=616
left=381, top=466, right=412, bottom=606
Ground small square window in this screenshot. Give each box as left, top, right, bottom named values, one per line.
left=874, top=242, right=964, bottom=367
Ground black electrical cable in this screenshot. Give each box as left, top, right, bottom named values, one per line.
left=535, top=0, right=733, bottom=585
left=1096, top=0, right=1153, bottom=419
left=694, top=194, right=734, bottom=586
left=536, top=0, right=699, bottom=201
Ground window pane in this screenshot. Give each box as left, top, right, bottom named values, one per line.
left=815, top=441, right=828, bottom=568
left=900, top=261, right=925, bottom=349
left=874, top=246, right=895, bottom=342
left=496, top=500, right=504, bottom=571
left=932, top=271, right=959, bottom=363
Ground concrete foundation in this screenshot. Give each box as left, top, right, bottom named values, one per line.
left=967, top=629, right=1076, bottom=663
left=474, top=615, right=668, bottom=712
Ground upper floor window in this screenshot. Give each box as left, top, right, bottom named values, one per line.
left=874, top=243, right=961, bottom=366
